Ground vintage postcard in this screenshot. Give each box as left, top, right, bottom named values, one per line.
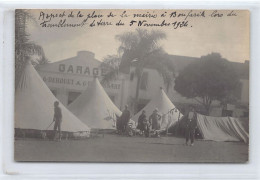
left=14, top=9, right=249, bottom=162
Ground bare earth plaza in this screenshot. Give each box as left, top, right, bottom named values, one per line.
left=14, top=9, right=249, bottom=162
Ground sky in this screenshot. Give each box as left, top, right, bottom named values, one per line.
left=25, top=9, right=250, bottom=63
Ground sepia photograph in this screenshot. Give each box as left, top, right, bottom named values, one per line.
left=14, top=9, right=249, bottom=162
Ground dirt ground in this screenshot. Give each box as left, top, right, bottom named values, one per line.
left=14, top=134, right=248, bottom=163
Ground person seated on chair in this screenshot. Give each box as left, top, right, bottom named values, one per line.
left=126, top=119, right=135, bottom=137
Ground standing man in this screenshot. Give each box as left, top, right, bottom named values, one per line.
left=53, top=101, right=62, bottom=141
left=185, top=106, right=197, bottom=146
left=120, top=105, right=131, bottom=134
left=149, top=108, right=161, bottom=137
left=143, top=111, right=151, bottom=137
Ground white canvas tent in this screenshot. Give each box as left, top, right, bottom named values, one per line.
left=197, top=114, right=249, bottom=143
left=15, top=62, right=90, bottom=134
left=68, top=77, right=122, bottom=129
left=132, top=87, right=183, bottom=130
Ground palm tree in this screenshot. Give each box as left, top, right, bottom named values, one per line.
left=101, top=29, right=174, bottom=113
left=15, top=9, right=48, bottom=89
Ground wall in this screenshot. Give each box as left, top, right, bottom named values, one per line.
left=37, top=51, right=125, bottom=108
left=36, top=51, right=249, bottom=117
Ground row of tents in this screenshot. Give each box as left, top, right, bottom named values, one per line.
left=15, top=62, right=249, bottom=143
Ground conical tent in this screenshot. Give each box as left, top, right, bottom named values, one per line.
left=15, top=62, right=90, bottom=133
left=68, top=77, right=122, bottom=129
left=132, top=88, right=183, bottom=130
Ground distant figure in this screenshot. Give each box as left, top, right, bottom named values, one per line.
left=120, top=105, right=131, bottom=133
left=185, top=106, right=197, bottom=146
left=137, top=110, right=146, bottom=135
left=53, top=101, right=62, bottom=141
left=149, top=108, right=161, bottom=137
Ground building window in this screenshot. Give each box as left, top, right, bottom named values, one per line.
left=140, top=72, right=148, bottom=90
left=51, top=90, right=57, bottom=97
left=68, top=92, right=81, bottom=105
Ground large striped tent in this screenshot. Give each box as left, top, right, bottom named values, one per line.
left=68, top=77, right=122, bottom=129
left=15, top=62, right=90, bottom=135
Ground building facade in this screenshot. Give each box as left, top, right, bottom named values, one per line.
left=37, top=51, right=249, bottom=117
left=37, top=51, right=127, bottom=109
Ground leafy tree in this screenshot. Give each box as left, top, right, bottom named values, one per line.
left=174, top=53, right=240, bottom=115
left=101, top=29, right=174, bottom=113
left=15, top=9, right=48, bottom=88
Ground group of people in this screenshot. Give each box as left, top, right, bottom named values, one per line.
left=116, top=105, right=163, bottom=138
left=52, top=100, right=198, bottom=146
left=117, top=105, right=198, bottom=146
left=136, top=108, right=162, bottom=137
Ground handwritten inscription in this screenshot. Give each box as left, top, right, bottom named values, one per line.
left=37, top=10, right=239, bottom=29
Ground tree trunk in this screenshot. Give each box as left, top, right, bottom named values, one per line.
left=204, top=98, right=212, bottom=115
left=166, top=82, right=170, bottom=93
left=134, top=73, right=142, bottom=114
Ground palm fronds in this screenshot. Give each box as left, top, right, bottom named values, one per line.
left=15, top=9, right=48, bottom=88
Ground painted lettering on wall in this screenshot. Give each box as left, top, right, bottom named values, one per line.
left=58, top=64, right=107, bottom=76
left=42, top=76, right=120, bottom=90
left=43, top=76, right=74, bottom=85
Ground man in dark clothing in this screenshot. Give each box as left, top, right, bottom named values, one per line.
left=53, top=101, right=62, bottom=141
left=149, top=108, right=161, bottom=137
left=116, top=116, right=123, bottom=134
left=142, top=111, right=151, bottom=137
left=120, top=105, right=131, bottom=133
left=137, top=110, right=146, bottom=135
left=185, top=107, right=197, bottom=146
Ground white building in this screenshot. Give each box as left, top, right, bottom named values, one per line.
left=37, top=51, right=249, bottom=117
left=37, top=51, right=126, bottom=109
